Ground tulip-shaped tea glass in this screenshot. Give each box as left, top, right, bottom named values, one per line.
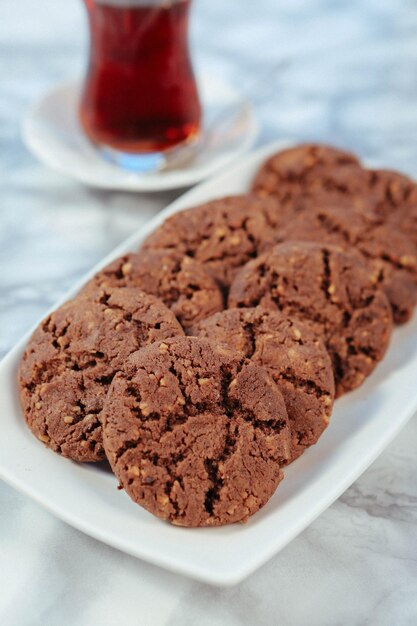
left=79, top=0, right=202, bottom=171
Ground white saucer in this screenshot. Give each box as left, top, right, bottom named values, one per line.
left=22, top=74, right=258, bottom=191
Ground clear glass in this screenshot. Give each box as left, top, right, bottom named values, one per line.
left=79, top=0, right=202, bottom=172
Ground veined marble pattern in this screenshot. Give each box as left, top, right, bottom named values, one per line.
left=1, top=0, right=417, bottom=624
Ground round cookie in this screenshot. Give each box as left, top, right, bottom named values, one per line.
left=228, top=242, right=393, bottom=396
left=275, top=204, right=417, bottom=323
left=192, top=307, right=335, bottom=460
left=18, top=286, right=184, bottom=462
left=83, top=249, right=224, bottom=332
left=102, top=336, right=291, bottom=527
left=251, top=144, right=370, bottom=212
left=141, top=195, right=291, bottom=290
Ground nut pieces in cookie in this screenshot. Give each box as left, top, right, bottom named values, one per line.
left=229, top=242, right=393, bottom=396
left=18, top=287, right=184, bottom=462
left=193, top=307, right=335, bottom=460
left=102, top=336, right=292, bottom=527
left=141, top=195, right=291, bottom=289
left=83, top=248, right=224, bottom=332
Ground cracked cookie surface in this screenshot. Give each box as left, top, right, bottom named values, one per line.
left=102, top=336, right=291, bottom=527
left=390, top=203, right=417, bottom=251
left=251, top=144, right=369, bottom=212
left=141, top=195, right=291, bottom=289
left=367, top=170, right=417, bottom=249
left=228, top=242, right=393, bottom=396
left=365, top=169, right=417, bottom=220
left=83, top=249, right=224, bottom=332
left=192, top=307, right=335, bottom=460
left=18, top=286, right=184, bottom=462
left=276, top=204, right=417, bottom=323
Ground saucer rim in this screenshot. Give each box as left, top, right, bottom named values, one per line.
left=22, top=73, right=259, bottom=191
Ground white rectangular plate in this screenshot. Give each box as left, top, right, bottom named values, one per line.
left=1, top=141, right=417, bottom=587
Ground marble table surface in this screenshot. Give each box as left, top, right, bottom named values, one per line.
left=2, top=0, right=417, bottom=624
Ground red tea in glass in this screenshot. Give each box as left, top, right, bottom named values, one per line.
left=79, top=0, right=202, bottom=169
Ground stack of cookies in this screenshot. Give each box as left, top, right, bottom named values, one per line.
left=18, top=144, right=417, bottom=527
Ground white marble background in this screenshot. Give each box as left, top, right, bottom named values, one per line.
left=1, top=0, right=417, bottom=624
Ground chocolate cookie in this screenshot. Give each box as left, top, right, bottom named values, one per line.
left=366, top=170, right=417, bottom=248
left=389, top=203, right=417, bottom=250
left=228, top=242, right=393, bottom=396
left=18, top=287, right=184, bottom=462
left=83, top=249, right=224, bottom=332
left=192, top=307, right=335, bottom=460
left=251, top=144, right=369, bottom=212
left=366, top=169, right=417, bottom=219
left=102, top=336, right=291, bottom=527
left=276, top=204, right=417, bottom=323
left=141, top=195, right=290, bottom=290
